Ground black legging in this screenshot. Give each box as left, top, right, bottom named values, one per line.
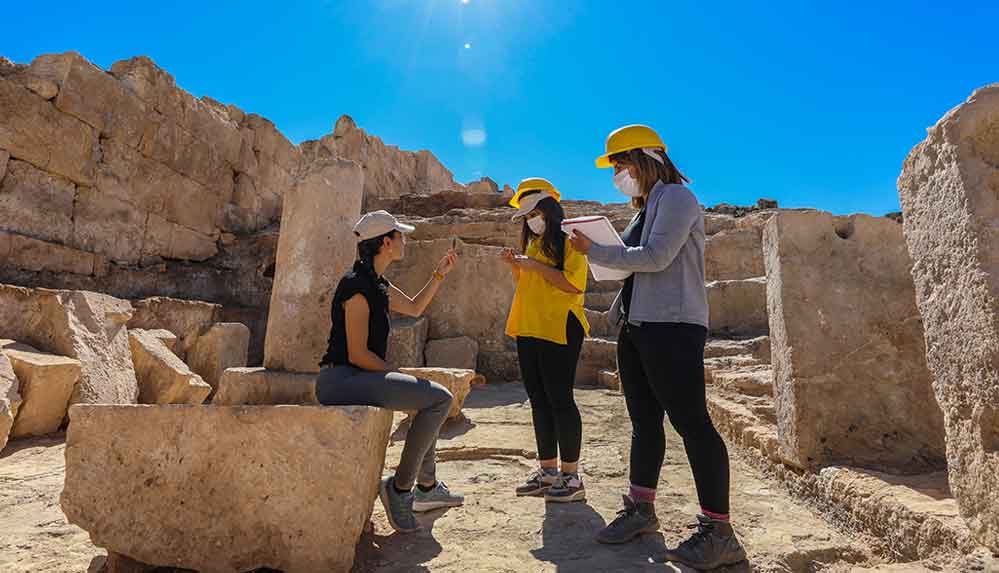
left=516, top=313, right=585, bottom=463
left=617, top=321, right=730, bottom=514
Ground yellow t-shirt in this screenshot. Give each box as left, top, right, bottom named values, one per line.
left=505, top=236, right=590, bottom=344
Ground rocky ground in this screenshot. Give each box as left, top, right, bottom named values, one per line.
left=1, top=384, right=994, bottom=573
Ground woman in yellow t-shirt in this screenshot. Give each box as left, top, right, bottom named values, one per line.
left=501, top=178, right=590, bottom=504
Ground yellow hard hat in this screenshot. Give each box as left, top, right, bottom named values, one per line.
left=509, top=177, right=561, bottom=208
left=594, top=124, right=667, bottom=168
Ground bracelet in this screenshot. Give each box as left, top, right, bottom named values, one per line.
left=433, top=270, right=445, bottom=281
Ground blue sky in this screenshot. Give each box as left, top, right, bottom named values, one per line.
left=5, top=1, right=997, bottom=215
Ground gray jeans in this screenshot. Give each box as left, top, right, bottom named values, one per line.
left=316, top=365, right=454, bottom=490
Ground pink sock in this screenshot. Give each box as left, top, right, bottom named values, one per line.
left=701, top=507, right=730, bottom=521
left=628, top=484, right=656, bottom=504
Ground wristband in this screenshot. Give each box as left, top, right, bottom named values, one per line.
left=433, top=270, right=445, bottom=281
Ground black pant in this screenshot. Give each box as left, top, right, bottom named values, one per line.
left=618, top=321, right=730, bottom=514
left=516, top=313, right=585, bottom=463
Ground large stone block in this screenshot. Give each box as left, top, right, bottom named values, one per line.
left=212, top=367, right=317, bottom=406
left=1, top=341, right=80, bottom=437
left=29, top=52, right=148, bottom=149
left=576, top=337, right=617, bottom=387
left=897, top=84, right=999, bottom=551
left=0, top=76, right=96, bottom=185
left=71, top=186, right=146, bottom=264
left=61, top=404, right=393, bottom=572
left=763, top=211, right=946, bottom=472
left=706, top=277, right=769, bottom=336
left=0, top=159, right=76, bottom=245
left=142, top=214, right=218, bottom=262
left=186, top=322, right=250, bottom=391
left=705, top=227, right=764, bottom=280
left=399, top=367, right=483, bottom=419
left=0, top=351, right=20, bottom=451
left=2, top=231, right=96, bottom=275
left=127, top=297, right=221, bottom=359
left=128, top=329, right=211, bottom=404
left=386, top=316, right=428, bottom=370
left=264, top=158, right=364, bottom=373
left=424, top=336, right=479, bottom=370
left=0, top=285, right=139, bottom=405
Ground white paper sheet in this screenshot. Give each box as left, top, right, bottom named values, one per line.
left=561, top=216, right=632, bottom=282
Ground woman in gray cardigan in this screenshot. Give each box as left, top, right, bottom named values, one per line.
left=570, top=125, right=745, bottom=569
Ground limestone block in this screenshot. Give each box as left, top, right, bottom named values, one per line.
left=29, top=52, right=148, bottom=149
left=264, top=158, right=364, bottom=373
left=399, top=367, right=483, bottom=419
left=584, top=307, right=616, bottom=338
left=386, top=316, right=428, bottom=370
left=144, top=329, right=177, bottom=351
left=139, top=115, right=230, bottom=195
left=597, top=369, right=620, bottom=391
left=0, top=159, right=76, bottom=245
left=0, top=75, right=96, bottom=185
left=185, top=323, right=250, bottom=391
left=704, top=213, right=738, bottom=235
left=61, top=404, right=393, bottom=572
left=424, top=336, right=479, bottom=370
left=243, top=114, right=300, bottom=173
left=71, top=186, right=146, bottom=264
left=3, top=232, right=96, bottom=275
left=575, top=338, right=617, bottom=387
left=109, top=56, right=186, bottom=128
left=897, top=84, right=999, bottom=551
left=212, top=367, right=317, bottom=406
left=128, top=329, right=210, bottom=405
left=707, top=277, right=769, bottom=336
left=2, top=341, right=81, bottom=437
left=705, top=227, right=764, bottom=280
left=477, top=350, right=521, bottom=384
left=142, top=214, right=217, bottom=263
left=0, top=351, right=20, bottom=451
left=127, top=297, right=221, bottom=359
left=0, top=285, right=139, bottom=405
left=763, top=211, right=946, bottom=472
left=96, top=138, right=204, bottom=218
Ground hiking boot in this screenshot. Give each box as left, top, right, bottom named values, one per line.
left=544, top=473, right=586, bottom=503
left=656, top=514, right=747, bottom=569
left=595, top=495, right=660, bottom=544
left=379, top=477, right=420, bottom=533
left=413, top=481, right=465, bottom=512
left=515, top=468, right=560, bottom=496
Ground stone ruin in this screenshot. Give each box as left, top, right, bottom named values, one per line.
left=0, top=51, right=996, bottom=571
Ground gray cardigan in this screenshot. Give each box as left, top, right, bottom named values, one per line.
left=587, top=182, right=708, bottom=328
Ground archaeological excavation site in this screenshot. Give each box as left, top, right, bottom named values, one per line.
left=0, top=52, right=997, bottom=573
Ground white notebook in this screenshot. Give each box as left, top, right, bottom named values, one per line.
left=561, top=216, right=632, bottom=282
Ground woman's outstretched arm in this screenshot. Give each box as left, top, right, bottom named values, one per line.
left=344, top=294, right=389, bottom=371
left=388, top=248, right=458, bottom=317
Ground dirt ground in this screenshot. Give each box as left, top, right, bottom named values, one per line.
left=1, top=384, right=993, bottom=572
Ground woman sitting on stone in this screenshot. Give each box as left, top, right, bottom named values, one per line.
left=316, top=210, right=464, bottom=534
left=570, top=125, right=745, bottom=569
left=501, top=178, right=590, bottom=503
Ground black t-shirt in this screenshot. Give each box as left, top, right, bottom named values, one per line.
left=320, top=260, right=392, bottom=368
left=620, top=208, right=646, bottom=321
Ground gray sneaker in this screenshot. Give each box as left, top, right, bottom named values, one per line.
left=379, top=477, right=420, bottom=533
left=412, top=481, right=465, bottom=512
left=656, top=514, right=747, bottom=569
left=515, top=468, right=560, bottom=496
left=596, top=495, right=660, bottom=544
left=544, top=473, right=586, bottom=503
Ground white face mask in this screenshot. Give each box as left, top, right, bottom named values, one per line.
left=614, top=169, right=643, bottom=197
left=527, top=215, right=546, bottom=235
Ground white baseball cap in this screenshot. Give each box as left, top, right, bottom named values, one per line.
left=511, top=191, right=556, bottom=221
left=353, top=210, right=416, bottom=241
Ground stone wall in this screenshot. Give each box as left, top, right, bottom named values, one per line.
left=898, top=83, right=999, bottom=552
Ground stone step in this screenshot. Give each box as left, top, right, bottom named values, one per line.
left=711, top=365, right=774, bottom=397
left=706, top=390, right=780, bottom=462
left=584, top=308, right=616, bottom=338
left=705, top=336, right=771, bottom=364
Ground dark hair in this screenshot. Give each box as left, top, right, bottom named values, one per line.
left=609, top=148, right=689, bottom=209
left=356, top=230, right=398, bottom=266
left=519, top=193, right=567, bottom=270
